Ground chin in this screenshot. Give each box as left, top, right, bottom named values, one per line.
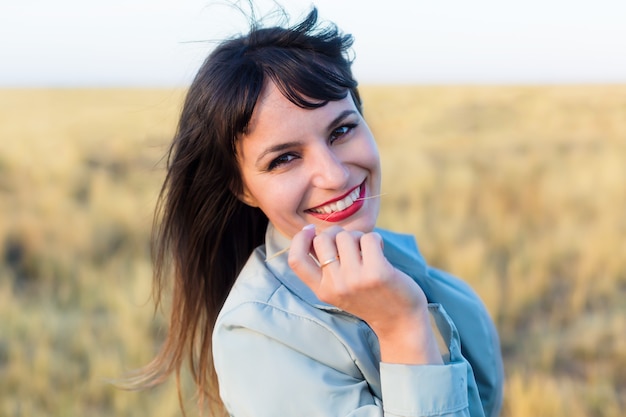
left=340, top=215, right=378, bottom=234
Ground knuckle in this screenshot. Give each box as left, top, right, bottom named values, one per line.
left=311, top=234, right=327, bottom=251
left=313, top=230, right=331, bottom=245
left=287, top=252, right=303, bottom=271
left=320, top=225, right=342, bottom=237
left=335, top=230, right=351, bottom=244
left=361, top=232, right=381, bottom=246
left=336, top=230, right=363, bottom=248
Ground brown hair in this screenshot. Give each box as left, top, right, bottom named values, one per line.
left=134, top=7, right=361, bottom=415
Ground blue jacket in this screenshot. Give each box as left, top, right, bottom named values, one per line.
left=213, top=224, right=504, bottom=416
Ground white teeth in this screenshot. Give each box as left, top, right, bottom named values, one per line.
left=311, top=186, right=361, bottom=214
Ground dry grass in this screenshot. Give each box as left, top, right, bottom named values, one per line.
left=1, top=86, right=625, bottom=416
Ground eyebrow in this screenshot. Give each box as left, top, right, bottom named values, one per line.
left=255, top=141, right=302, bottom=166
left=328, top=109, right=358, bottom=131
left=255, top=109, right=358, bottom=166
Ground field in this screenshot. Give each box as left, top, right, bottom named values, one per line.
left=1, top=86, right=625, bottom=416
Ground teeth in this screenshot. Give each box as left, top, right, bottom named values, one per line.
left=311, top=186, right=361, bottom=214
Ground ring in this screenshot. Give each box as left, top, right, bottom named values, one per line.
left=320, top=256, right=340, bottom=268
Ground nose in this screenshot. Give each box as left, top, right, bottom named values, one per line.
left=309, top=145, right=349, bottom=190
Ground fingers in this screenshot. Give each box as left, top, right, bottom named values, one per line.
left=289, top=225, right=387, bottom=295
left=311, top=226, right=343, bottom=266
left=359, top=232, right=394, bottom=281
left=359, top=232, right=385, bottom=264
left=334, top=229, right=364, bottom=270
left=288, top=224, right=322, bottom=289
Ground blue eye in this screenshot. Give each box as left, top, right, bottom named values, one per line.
left=268, top=153, right=298, bottom=170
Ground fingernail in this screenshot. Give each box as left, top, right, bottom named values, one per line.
left=302, top=224, right=315, bottom=231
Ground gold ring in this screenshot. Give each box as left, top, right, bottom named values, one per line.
left=320, top=256, right=340, bottom=268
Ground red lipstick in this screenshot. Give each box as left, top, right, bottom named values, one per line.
left=306, top=182, right=366, bottom=222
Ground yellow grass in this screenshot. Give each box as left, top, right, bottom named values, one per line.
left=1, top=86, right=625, bottom=416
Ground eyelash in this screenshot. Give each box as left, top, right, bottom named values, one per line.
left=267, top=152, right=298, bottom=171
left=330, top=123, right=357, bottom=143
left=266, top=122, right=358, bottom=171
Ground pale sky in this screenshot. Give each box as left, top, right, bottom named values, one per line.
left=2, top=0, right=626, bottom=86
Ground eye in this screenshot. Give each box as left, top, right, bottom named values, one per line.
left=329, top=123, right=357, bottom=144
left=267, top=152, right=299, bottom=171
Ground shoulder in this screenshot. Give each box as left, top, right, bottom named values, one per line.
left=426, top=266, right=484, bottom=307
left=375, top=228, right=484, bottom=310
left=217, top=247, right=315, bottom=327
left=375, top=228, right=497, bottom=346
left=219, top=246, right=282, bottom=308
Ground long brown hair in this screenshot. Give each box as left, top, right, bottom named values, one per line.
left=134, top=7, right=362, bottom=415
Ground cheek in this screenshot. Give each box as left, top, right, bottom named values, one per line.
left=362, top=139, right=381, bottom=170
left=252, top=178, right=301, bottom=213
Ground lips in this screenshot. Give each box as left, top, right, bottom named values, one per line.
left=309, top=186, right=360, bottom=214
left=306, top=182, right=366, bottom=222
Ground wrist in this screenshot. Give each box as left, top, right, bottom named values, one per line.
left=373, top=308, right=444, bottom=365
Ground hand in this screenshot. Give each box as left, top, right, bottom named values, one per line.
left=288, top=225, right=443, bottom=364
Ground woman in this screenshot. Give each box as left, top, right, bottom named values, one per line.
left=140, top=7, right=504, bottom=417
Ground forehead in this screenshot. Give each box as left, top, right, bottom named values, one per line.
left=247, top=81, right=323, bottom=133
left=246, top=80, right=354, bottom=134
left=237, top=82, right=357, bottom=163
left=247, top=82, right=293, bottom=129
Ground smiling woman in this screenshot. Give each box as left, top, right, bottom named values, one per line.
left=128, top=5, right=504, bottom=417
left=236, top=82, right=381, bottom=237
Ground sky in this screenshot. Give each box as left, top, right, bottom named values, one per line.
left=2, top=0, right=626, bottom=87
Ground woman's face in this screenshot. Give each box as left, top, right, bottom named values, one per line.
left=236, top=81, right=381, bottom=239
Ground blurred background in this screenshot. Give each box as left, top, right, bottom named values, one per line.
left=1, top=1, right=625, bottom=416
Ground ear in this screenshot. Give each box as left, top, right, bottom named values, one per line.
left=236, top=185, right=259, bottom=208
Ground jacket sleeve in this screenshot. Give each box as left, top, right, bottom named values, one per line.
left=425, top=267, right=504, bottom=417
left=213, top=301, right=478, bottom=417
